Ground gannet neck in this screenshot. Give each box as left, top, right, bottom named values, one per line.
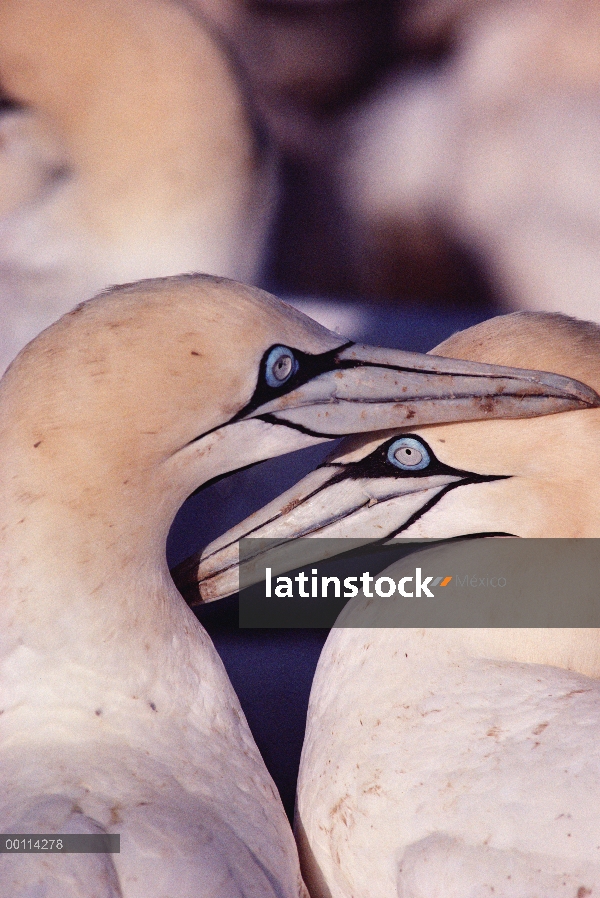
left=0, top=276, right=345, bottom=683
left=0, top=425, right=211, bottom=701
left=12, top=274, right=505, bottom=895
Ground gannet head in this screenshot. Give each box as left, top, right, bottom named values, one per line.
left=194, top=311, right=600, bottom=600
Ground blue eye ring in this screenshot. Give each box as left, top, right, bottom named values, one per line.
left=387, top=437, right=431, bottom=471
left=265, top=345, right=299, bottom=388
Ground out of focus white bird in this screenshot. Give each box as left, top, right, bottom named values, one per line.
left=4, top=275, right=583, bottom=895
left=342, top=0, right=600, bottom=320
left=195, top=311, right=600, bottom=898
left=0, top=0, right=276, bottom=374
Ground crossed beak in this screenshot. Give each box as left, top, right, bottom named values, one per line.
left=172, top=343, right=600, bottom=603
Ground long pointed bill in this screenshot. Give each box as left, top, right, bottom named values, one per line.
left=236, top=343, right=600, bottom=437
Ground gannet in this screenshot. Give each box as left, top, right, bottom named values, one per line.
left=341, top=0, right=600, bottom=319
left=4, top=279, right=591, bottom=895
left=0, top=0, right=275, bottom=374
left=193, top=311, right=600, bottom=898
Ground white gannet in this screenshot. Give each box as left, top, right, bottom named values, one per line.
left=340, top=0, right=600, bottom=319
left=3, top=279, right=588, bottom=895
left=193, top=311, right=600, bottom=898
left=0, top=0, right=276, bottom=374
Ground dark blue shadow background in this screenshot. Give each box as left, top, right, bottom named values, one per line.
left=166, top=297, right=498, bottom=820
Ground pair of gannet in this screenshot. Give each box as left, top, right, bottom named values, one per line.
left=0, top=0, right=275, bottom=374
left=3, top=275, right=583, bottom=895
left=193, top=311, right=600, bottom=898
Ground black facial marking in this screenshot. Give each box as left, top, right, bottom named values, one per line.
left=323, top=434, right=481, bottom=482
left=385, top=480, right=468, bottom=538
left=254, top=413, right=343, bottom=440
left=230, top=341, right=356, bottom=422
left=320, top=434, right=510, bottom=539
left=185, top=341, right=356, bottom=446
left=197, top=435, right=511, bottom=567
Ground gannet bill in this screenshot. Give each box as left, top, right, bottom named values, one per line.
left=3, top=278, right=593, bottom=896
left=0, top=0, right=276, bottom=374
left=195, top=310, right=600, bottom=898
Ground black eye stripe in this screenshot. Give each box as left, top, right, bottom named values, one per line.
left=185, top=341, right=356, bottom=445
left=322, top=434, right=482, bottom=482
left=229, top=340, right=356, bottom=423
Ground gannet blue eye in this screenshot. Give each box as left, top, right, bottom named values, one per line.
left=265, top=345, right=298, bottom=388
left=387, top=437, right=430, bottom=471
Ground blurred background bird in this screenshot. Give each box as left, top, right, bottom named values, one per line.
left=340, top=0, right=600, bottom=319
left=0, top=0, right=276, bottom=373
left=8, top=0, right=600, bottom=355
left=178, top=0, right=600, bottom=326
